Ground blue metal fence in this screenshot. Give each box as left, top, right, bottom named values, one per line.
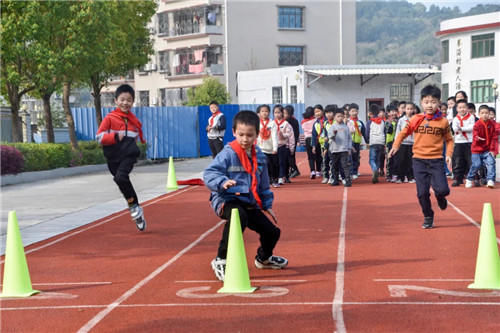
left=71, top=103, right=305, bottom=159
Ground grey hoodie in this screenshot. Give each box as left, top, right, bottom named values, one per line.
left=327, top=123, right=352, bottom=153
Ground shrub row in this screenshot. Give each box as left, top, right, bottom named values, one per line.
left=1, top=142, right=147, bottom=175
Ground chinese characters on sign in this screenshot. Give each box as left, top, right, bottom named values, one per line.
left=455, top=39, right=462, bottom=91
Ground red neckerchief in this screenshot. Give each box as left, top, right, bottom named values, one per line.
left=274, top=119, right=285, bottom=132
left=370, top=117, right=383, bottom=124
left=229, top=141, right=262, bottom=209
left=350, top=116, right=361, bottom=136
left=259, top=119, right=271, bottom=140
left=457, top=113, right=471, bottom=140
left=327, top=119, right=334, bottom=125
left=301, top=116, right=315, bottom=125
left=406, top=110, right=443, bottom=135
left=108, top=108, right=145, bottom=143
left=315, top=118, right=325, bottom=134
left=209, top=110, right=221, bottom=127
left=479, top=120, right=490, bottom=146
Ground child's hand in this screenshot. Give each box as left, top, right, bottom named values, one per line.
left=446, top=156, right=452, bottom=169
left=118, top=133, right=125, bottom=141
left=222, top=179, right=237, bottom=190
left=206, top=125, right=212, bottom=132
left=264, top=208, right=278, bottom=225
left=388, top=147, right=398, bottom=158
left=351, top=147, right=357, bottom=153
left=312, top=147, right=316, bottom=154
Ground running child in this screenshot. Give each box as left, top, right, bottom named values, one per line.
left=203, top=110, right=288, bottom=281
left=96, top=84, right=147, bottom=231
left=388, top=85, right=454, bottom=229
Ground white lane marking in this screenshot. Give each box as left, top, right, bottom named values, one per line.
left=0, top=282, right=113, bottom=286
left=388, top=285, right=500, bottom=298
left=175, top=280, right=307, bottom=283
left=5, top=300, right=500, bottom=312
left=0, top=292, right=77, bottom=300
left=332, top=187, right=348, bottom=333
left=0, top=187, right=196, bottom=263
left=447, top=200, right=500, bottom=244
left=374, top=279, right=473, bottom=282
left=176, top=286, right=289, bottom=299
left=77, top=220, right=225, bottom=333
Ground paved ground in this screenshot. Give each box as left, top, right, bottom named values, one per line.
left=0, top=158, right=213, bottom=254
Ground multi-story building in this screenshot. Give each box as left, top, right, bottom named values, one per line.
left=103, top=0, right=356, bottom=106
left=437, top=11, right=500, bottom=115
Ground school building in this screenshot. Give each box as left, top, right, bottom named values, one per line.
left=236, top=64, right=440, bottom=122
left=437, top=11, right=500, bottom=119
left=102, top=0, right=356, bottom=106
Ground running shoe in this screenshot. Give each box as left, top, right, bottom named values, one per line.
left=422, top=216, right=434, bottom=229
left=465, top=179, right=474, bottom=188
left=254, top=255, right=288, bottom=269
left=487, top=180, right=495, bottom=189
left=211, top=257, right=226, bottom=281
left=129, top=204, right=146, bottom=231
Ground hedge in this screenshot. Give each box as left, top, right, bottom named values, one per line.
left=1, top=141, right=147, bottom=174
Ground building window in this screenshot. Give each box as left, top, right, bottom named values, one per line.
left=389, top=83, right=411, bottom=102
left=441, top=40, right=449, bottom=63
left=279, top=46, right=304, bottom=66
left=159, top=88, right=166, bottom=106
left=139, top=91, right=149, bottom=106
left=471, top=79, right=494, bottom=103
left=159, top=51, right=169, bottom=72
left=471, top=33, right=494, bottom=58
left=158, top=12, right=168, bottom=35
left=442, top=83, right=449, bottom=101
left=272, top=87, right=282, bottom=104
left=278, top=7, right=304, bottom=29
left=290, top=85, right=297, bottom=104
left=101, top=92, right=115, bottom=107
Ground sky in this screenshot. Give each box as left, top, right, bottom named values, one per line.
left=406, top=0, right=499, bottom=12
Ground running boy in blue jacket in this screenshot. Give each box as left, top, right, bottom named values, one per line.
left=203, top=110, right=288, bottom=281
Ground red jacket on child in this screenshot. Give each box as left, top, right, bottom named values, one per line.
left=471, top=119, right=498, bottom=154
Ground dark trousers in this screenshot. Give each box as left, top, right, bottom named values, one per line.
left=329, top=151, right=352, bottom=182
left=265, top=153, right=279, bottom=183
left=217, top=202, right=281, bottom=260
left=288, top=142, right=298, bottom=175
left=351, top=143, right=361, bottom=175
left=305, top=137, right=316, bottom=172
left=452, top=142, right=471, bottom=182
left=386, top=142, right=396, bottom=177
left=278, top=145, right=290, bottom=178
left=322, top=148, right=331, bottom=179
left=107, top=157, right=138, bottom=206
left=314, top=142, right=323, bottom=172
left=397, top=144, right=414, bottom=180
left=412, top=158, right=450, bottom=218
left=208, top=137, right=224, bottom=158
left=379, top=146, right=386, bottom=174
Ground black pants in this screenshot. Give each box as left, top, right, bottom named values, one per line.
left=265, top=153, right=279, bottom=183
left=314, top=142, right=323, bottom=172
left=288, top=142, right=298, bottom=176
left=278, top=145, right=290, bottom=178
left=386, top=142, right=396, bottom=177
left=322, top=147, right=331, bottom=179
left=351, top=143, right=361, bottom=175
left=329, top=151, right=352, bottom=182
left=452, top=143, right=471, bottom=182
left=217, top=202, right=281, bottom=260
left=412, top=158, right=450, bottom=218
left=305, top=137, right=316, bottom=172
left=208, top=137, right=224, bottom=158
left=397, top=144, right=414, bottom=180
left=107, top=157, right=138, bottom=206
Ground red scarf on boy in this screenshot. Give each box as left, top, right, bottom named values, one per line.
left=406, top=110, right=443, bottom=136
left=457, top=113, right=471, bottom=140
left=209, top=111, right=222, bottom=127
left=108, top=108, right=146, bottom=143
left=229, top=140, right=262, bottom=209
left=350, top=116, right=361, bottom=136
left=370, top=117, right=383, bottom=124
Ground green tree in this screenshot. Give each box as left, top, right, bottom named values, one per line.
left=185, top=77, right=231, bottom=106
left=0, top=1, right=38, bottom=142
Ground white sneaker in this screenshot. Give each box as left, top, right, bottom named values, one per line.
left=278, top=178, right=285, bottom=185
left=254, top=255, right=288, bottom=269
left=487, top=180, right=495, bottom=188
left=321, top=177, right=329, bottom=184
left=465, top=179, right=474, bottom=188
left=211, top=257, right=226, bottom=281
left=342, top=179, right=346, bottom=185
left=352, top=175, right=358, bottom=180
left=315, top=171, right=322, bottom=177
left=129, top=204, right=146, bottom=231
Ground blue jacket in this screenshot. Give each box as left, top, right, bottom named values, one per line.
left=203, top=144, right=274, bottom=217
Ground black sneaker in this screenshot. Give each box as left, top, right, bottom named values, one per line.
left=344, top=181, right=352, bottom=187
left=480, top=178, right=487, bottom=186
left=290, top=170, right=300, bottom=178
left=474, top=179, right=481, bottom=187
left=285, top=177, right=292, bottom=183
left=422, top=216, right=434, bottom=229
left=254, top=255, right=288, bottom=269
left=437, top=197, right=447, bottom=210
left=211, top=257, right=226, bottom=281
left=372, top=171, right=379, bottom=184
left=331, top=180, right=340, bottom=186
left=451, top=179, right=460, bottom=187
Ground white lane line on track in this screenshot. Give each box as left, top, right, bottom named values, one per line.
left=332, top=187, right=348, bottom=333
left=0, top=282, right=112, bottom=286
left=175, top=280, right=307, bottom=283
left=373, top=279, right=473, bottom=282
left=447, top=199, right=500, bottom=244
left=3, top=186, right=195, bottom=262
left=5, top=301, right=500, bottom=311
left=77, top=220, right=225, bottom=333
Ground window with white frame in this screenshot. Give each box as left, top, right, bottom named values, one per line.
left=441, top=40, right=449, bottom=63
left=159, top=51, right=169, bottom=72
left=158, top=12, right=168, bottom=35
left=471, top=79, right=494, bottom=103
left=471, top=33, right=494, bottom=58
left=272, top=87, right=282, bottom=104
left=139, top=91, right=149, bottom=106
left=279, top=46, right=304, bottom=66
left=278, top=7, right=304, bottom=29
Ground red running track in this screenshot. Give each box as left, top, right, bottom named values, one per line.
left=1, top=152, right=499, bottom=332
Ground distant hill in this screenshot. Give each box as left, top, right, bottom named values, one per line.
left=356, top=1, right=500, bottom=65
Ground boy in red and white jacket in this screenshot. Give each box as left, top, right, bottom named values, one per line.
left=465, top=105, right=498, bottom=189
left=96, top=84, right=147, bottom=231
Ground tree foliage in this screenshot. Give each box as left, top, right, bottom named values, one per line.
left=356, top=1, right=500, bottom=65
left=185, top=77, right=231, bottom=106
